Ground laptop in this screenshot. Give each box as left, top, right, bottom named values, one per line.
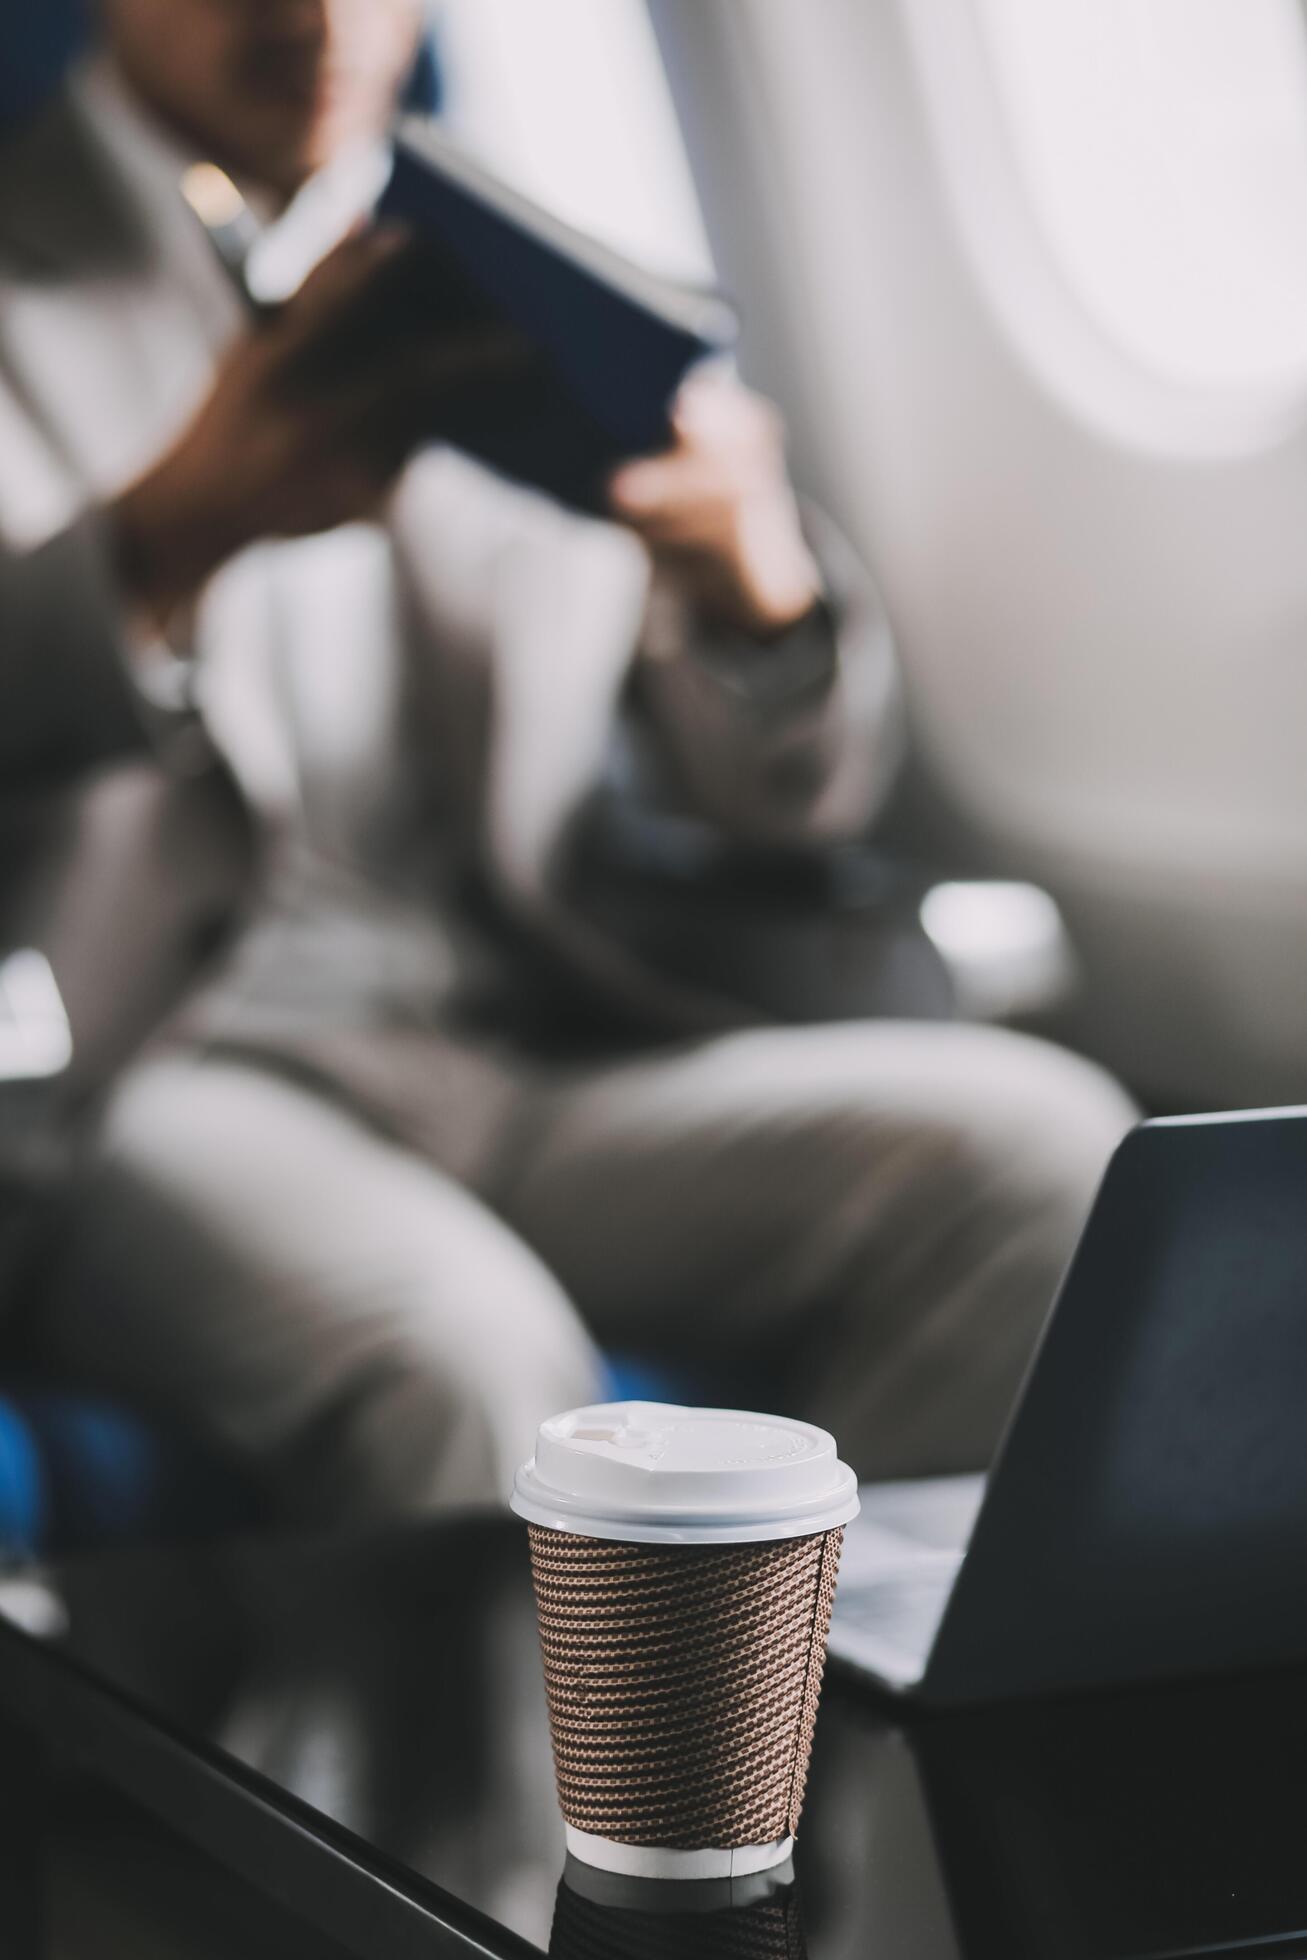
left=828, top=1107, right=1307, bottom=1702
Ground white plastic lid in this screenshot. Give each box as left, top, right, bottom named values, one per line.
left=511, top=1402, right=860, bottom=1545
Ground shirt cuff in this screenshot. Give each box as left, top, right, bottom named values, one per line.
left=644, top=575, right=839, bottom=720
left=684, top=599, right=839, bottom=715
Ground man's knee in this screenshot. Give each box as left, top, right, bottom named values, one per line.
left=942, top=1027, right=1136, bottom=1236
left=726, top=1017, right=1134, bottom=1234
left=47, top=1065, right=606, bottom=1528
left=278, top=1242, right=604, bottom=1526
left=752, top=1019, right=1134, bottom=1361
left=791, top=1028, right=1135, bottom=1477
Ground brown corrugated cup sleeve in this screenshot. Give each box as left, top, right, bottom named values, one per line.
left=527, top=1525, right=843, bottom=1852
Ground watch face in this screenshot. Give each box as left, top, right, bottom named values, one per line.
left=697, top=598, right=838, bottom=710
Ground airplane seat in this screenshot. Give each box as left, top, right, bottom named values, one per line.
left=0, top=1390, right=260, bottom=1561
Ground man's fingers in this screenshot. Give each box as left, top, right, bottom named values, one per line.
left=272, top=226, right=418, bottom=376
left=289, top=224, right=411, bottom=314
left=309, top=325, right=534, bottom=481
left=610, top=378, right=789, bottom=525
left=606, top=451, right=768, bottom=553
left=414, top=324, right=531, bottom=392
left=353, top=326, right=530, bottom=423
left=608, top=453, right=723, bottom=519
left=672, top=370, right=785, bottom=457
left=612, top=504, right=734, bottom=553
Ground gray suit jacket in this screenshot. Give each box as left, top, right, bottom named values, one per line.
left=0, top=78, right=902, bottom=1043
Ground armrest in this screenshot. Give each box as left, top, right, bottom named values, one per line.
left=0, top=761, right=253, bottom=1326
left=564, top=790, right=956, bottom=1024
left=0, top=953, right=71, bottom=1085
left=0, top=757, right=255, bottom=1117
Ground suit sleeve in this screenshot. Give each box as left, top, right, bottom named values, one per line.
left=634, top=503, right=904, bottom=847
left=0, top=508, right=203, bottom=787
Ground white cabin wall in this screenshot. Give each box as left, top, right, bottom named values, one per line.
left=650, top=0, right=1307, bottom=1106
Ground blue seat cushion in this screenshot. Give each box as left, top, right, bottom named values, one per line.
left=0, top=1390, right=259, bottom=1559
left=0, top=1362, right=700, bottom=1562
left=0, top=1397, right=45, bottom=1554
left=603, top=1354, right=708, bottom=1407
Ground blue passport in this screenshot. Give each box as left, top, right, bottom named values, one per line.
left=377, top=117, right=738, bottom=511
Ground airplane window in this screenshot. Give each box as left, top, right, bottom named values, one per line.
left=976, top=0, right=1307, bottom=392
left=434, top=0, right=715, bottom=283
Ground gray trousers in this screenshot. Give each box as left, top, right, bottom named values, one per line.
left=36, top=1022, right=1134, bottom=1526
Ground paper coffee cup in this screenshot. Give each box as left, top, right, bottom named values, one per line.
left=512, top=1402, right=858, bottom=1880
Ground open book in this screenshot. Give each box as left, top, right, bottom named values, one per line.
left=377, top=116, right=738, bottom=510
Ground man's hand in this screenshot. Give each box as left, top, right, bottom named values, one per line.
left=112, top=229, right=519, bottom=628
left=607, top=371, right=822, bottom=641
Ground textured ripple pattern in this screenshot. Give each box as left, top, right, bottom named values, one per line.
left=528, top=1526, right=843, bottom=1849
left=549, top=1878, right=808, bottom=1959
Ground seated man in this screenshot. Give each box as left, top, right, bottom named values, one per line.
left=0, top=0, right=1133, bottom=1526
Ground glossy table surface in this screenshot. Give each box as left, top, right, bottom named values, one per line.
left=4, top=1514, right=1307, bottom=1958
left=0, top=1703, right=378, bottom=1958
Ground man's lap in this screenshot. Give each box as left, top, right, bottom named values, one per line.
left=31, top=1020, right=1134, bottom=1499
left=31, top=1052, right=600, bottom=1518
left=500, top=1021, right=1134, bottom=1429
